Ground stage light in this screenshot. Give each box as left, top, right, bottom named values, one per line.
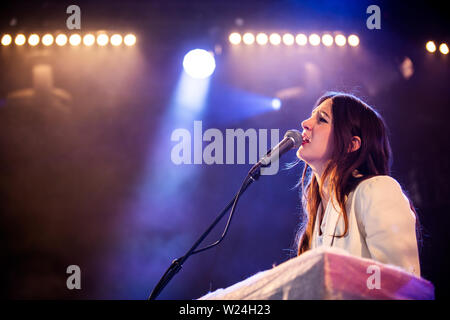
left=41, top=34, right=53, bottom=46
left=256, top=33, right=268, bottom=45
left=335, top=34, right=346, bottom=47
left=309, top=33, right=320, bottom=46
left=269, top=33, right=281, bottom=45
left=1, top=34, right=12, bottom=46
left=400, top=57, right=414, bottom=80
left=110, top=34, right=123, bottom=46
left=182, top=49, right=216, bottom=79
left=15, top=34, right=26, bottom=46
left=425, top=41, right=436, bottom=53
left=28, top=34, right=40, bottom=46
left=55, top=34, right=68, bottom=46
left=83, top=34, right=95, bottom=46
left=69, top=34, right=82, bottom=46
left=439, top=43, right=449, bottom=55
left=322, top=34, right=333, bottom=47
left=242, top=33, right=255, bottom=45
left=229, top=32, right=241, bottom=45
left=271, top=98, right=281, bottom=110
left=42, top=34, right=54, bottom=46
left=295, top=33, right=307, bottom=46
left=348, top=34, right=360, bottom=47
left=282, top=33, right=295, bottom=46
left=97, top=34, right=109, bottom=46
left=124, top=34, right=136, bottom=46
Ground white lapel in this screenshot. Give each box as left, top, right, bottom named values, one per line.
left=312, top=204, right=321, bottom=248
left=322, top=196, right=341, bottom=247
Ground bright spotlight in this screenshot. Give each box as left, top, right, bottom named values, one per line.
left=110, top=34, right=123, bottom=46
left=28, top=34, right=40, bottom=46
left=271, top=98, right=281, bottom=110
left=295, top=33, right=307, bottom=46
left=269, top=33, right=281, bottom=45
left=425, top=41, right=436, bottom=53
left=15, top=34, right=26, bottom=46
left=229, top=32, right=241, bottom=45
left=83, top=34, right=95, bottom=46
left=183, top=49, right=216, bottom=79
left=124, top=34, right=136, bottom=46
left=1, top=34, right=12, bottom=46
left=97, top=34, right=109, bottom=46
left=439, top=43, right=449, bottom=55
left=242, top=32, right=255, bottom=45
left=42, top=34, right=54, bottom=46
left=335, top=34, right=346, bottom=47
left=55, top=34, right=68, bottom=46
left=348, top=34, right=360, bottom=47
left=322, top=34, right=333, bottom=47
left=256, top=33, right=268, bottom=45
left=309, top=33, right=320, bottom=46
left=282, top=33, right=295, bottom=46
left=69, top=34, right=82, bottom=46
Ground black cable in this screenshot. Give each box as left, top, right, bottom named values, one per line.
left=189, top=172, right=254, bottom=255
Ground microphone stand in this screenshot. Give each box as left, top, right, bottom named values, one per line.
left=148, top=165, right=262, bottom=300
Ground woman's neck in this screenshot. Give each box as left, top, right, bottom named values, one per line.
left=314, top=170, right=330, bottom=205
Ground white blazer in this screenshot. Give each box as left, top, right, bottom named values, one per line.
left=311, top=175, right=421, bottom=277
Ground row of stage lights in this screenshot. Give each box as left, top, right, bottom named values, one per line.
left=1, top=33, right=137, bottom=47
left=425, top=41, right=448, bottom=55
left=228, top=32, right=360, bottom=47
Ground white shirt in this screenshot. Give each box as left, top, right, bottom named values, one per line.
left=311, top=175, right=421, bottom=277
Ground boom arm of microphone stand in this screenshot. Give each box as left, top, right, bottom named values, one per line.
left=148, top=167, right=262, bottom=300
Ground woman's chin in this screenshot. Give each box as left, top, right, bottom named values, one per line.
left=296, top=148, right=306, bottom=161
left=297, top=149, right=316, bottom=167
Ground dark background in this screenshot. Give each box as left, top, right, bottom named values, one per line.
left=0, top=0, right=449, bottom=299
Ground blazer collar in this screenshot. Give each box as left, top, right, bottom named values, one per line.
left=321, top=196, right=341, bottom=247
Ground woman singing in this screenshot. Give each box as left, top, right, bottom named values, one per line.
left=295, top=92, right=421, bottom=276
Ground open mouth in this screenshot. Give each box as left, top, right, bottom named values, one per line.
left=302, top=136, right=311, bottom=145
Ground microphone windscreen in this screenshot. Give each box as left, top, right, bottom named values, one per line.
left=284, top=129, right=302, bottom=149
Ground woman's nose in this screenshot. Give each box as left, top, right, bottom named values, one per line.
left=302, top=118, right=312, bottom=131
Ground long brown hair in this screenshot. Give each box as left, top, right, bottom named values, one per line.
left=296, top=92, right=394, bottom=255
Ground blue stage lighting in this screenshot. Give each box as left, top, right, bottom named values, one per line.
left=182, top=49, right=216, bottom=79
left=271, top=98, right=281, bottom=110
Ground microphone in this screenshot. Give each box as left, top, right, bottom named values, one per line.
left=149, top=128, right=302, bottom=300
left=249, top=129, right=302, bottom=175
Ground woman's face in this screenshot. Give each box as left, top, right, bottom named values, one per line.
left=297, top=98, right=334, bottom=174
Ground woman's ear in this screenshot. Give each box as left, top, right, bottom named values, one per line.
left=348, top=136, right=361, bottom=153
